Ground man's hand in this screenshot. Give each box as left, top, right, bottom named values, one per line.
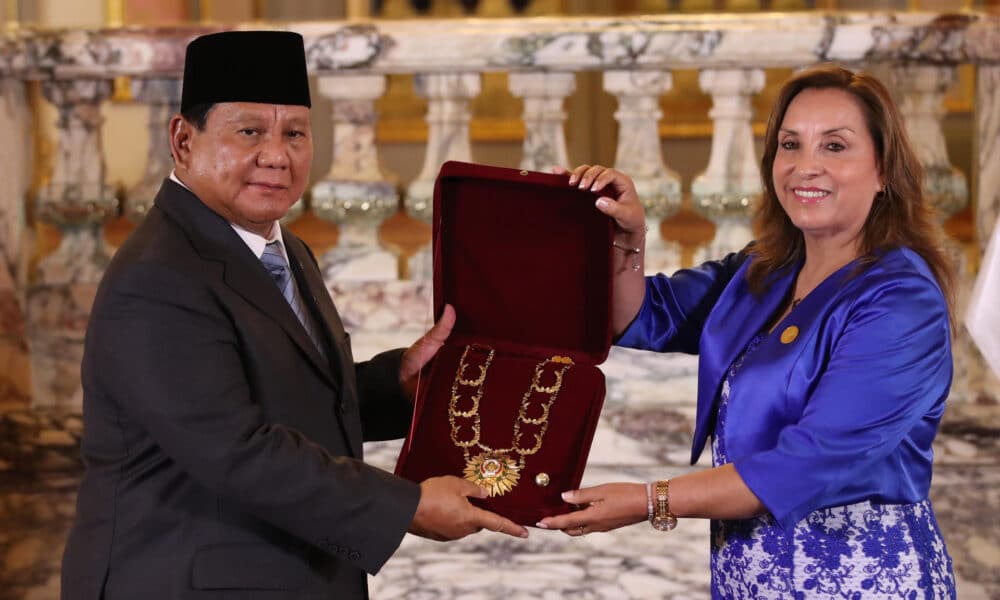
left=408, top=476, right=529, bottom=541
left=399, top=304, right=456, bottom=401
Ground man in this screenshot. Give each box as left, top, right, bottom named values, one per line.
left=61, top=30, right=526, bottom=599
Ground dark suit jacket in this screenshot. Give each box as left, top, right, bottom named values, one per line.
left=61, top=180, right=421, bottom=599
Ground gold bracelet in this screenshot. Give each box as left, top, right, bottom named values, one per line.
left=612, top=225, right=648, bottom=272
left=650, top=479, right=677, bottom=531
left=611, top=240, right=641, bottom=254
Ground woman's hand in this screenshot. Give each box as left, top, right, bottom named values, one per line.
left=554, top=165, right=646, bottom=244
left=535, top=483, right=648, bottom=536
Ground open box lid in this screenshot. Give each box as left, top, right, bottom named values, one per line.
left=432, top=161, right=615, bottom=365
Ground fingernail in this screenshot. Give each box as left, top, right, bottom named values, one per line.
left=568, top=176, right=577, bottom=185
left=520, top=530, right=529, bottom=538
left=561, top=491, right=573, bottom=502
left=535, top=522, right=549, bottom=529
left=595, top=199, right=608, bottom=210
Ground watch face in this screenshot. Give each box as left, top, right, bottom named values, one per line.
left=652, top=515, right=678, bottom=531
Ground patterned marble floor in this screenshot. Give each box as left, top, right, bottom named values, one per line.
left=1, top=343, right=998, bottom=599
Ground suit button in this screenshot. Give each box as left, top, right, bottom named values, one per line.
left=349, top=551, right=360, bottom=560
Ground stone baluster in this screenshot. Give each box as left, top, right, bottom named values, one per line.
left=404, top=72, right=481, bottom=280
left=0, top=78, right=32, bottom=406
left=508, top=72, right=575, bottom=172
left=124, top=78, right=181, bottom=222
left=691, top=68, right=765, bottom=264
left=893, top=65, right=968, bottom=219
left=891, top=64, right=982, bottom=402
left=312, top=74, right=398, bottom=281
left=28, top=78, right=116, bottom=408
left=603, top=70, right=682, bottom=275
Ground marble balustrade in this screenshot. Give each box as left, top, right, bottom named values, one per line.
left=0, top=12, right=997, bottom=411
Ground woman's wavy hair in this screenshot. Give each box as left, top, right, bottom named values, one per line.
left=748, top=64, right=955, bottom=323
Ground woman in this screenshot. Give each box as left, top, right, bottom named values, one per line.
left=538, top=65, right=957, bottom=598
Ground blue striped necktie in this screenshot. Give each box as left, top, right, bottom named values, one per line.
left=260, top=241, right=325, bottom=356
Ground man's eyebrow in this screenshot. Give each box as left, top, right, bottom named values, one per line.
left=224, top=113, right=268, bottom=124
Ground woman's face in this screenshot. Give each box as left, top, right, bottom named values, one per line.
left=772, top=87, right=883, bottom=248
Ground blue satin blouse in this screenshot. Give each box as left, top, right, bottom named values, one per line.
left=617, top=246, right=952, bottom=530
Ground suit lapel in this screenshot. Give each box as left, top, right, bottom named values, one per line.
left=691, top=261, right=798, bottom=462
left=284, top=231, right=363, bottom=454
left=283, top=232, right=352, bottom=385
left=153, top=180, right=338, bottom=389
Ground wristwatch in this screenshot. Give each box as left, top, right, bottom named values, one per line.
left=650, top=479, right=678, bottom=531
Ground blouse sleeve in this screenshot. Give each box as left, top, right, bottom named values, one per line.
left=617, top=250, right=749, bottom=354
left=733, top=270, right=952, bottom=530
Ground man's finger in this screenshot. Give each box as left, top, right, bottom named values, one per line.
left=456, top=477, right=489, bottom=499
left=476, top=509, right=528, bottom=539
left=424, top=304, right=456, bottom=346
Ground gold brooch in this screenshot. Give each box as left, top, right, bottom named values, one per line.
left=463, top=452, right=521, bottom=497
left=780, top=325, right=799, bottom=344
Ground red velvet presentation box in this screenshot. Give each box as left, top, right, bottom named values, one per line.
left=395, top=161, right=614, bottom=525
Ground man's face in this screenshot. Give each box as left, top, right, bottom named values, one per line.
left=172, top=102, right=312, bottom=237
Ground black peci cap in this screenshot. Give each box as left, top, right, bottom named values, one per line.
left=180, top=30, right=311, bottom=113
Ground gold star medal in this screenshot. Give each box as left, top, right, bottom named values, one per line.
left=464, top=451, right=521, bottom=497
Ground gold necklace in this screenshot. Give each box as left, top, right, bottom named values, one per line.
left=448, top=344, right=574, bottom=497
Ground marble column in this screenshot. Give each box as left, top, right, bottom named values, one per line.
left=603, top=70, right=682, bottom=276
left=124, top=78, right=181, bottom=222
left=0, top=79, right=32, bottom=405
left=28, top=78, right=116, bottom=408
left=508, top=72, right=575, bottom=172
left=312, top=75, right=398, bottom=281
left=404, top=72, right=481, bottom=280
left=691, top=68, right=765, bottom=265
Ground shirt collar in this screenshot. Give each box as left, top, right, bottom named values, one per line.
left=169, top=169, right=283, bottom=260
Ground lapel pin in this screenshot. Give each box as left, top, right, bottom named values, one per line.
left=780, top=325, right=799, bottom=344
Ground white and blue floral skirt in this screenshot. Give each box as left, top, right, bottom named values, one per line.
left=710, top=334, right=956, bottom=599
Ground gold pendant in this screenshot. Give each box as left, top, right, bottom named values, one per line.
left=463, top=452, right=520, bottom=497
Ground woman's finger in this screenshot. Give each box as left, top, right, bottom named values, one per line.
left=567, top=164, right=591, bottom=186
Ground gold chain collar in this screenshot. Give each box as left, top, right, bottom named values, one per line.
left=448, top=344, right=574, bottom=497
